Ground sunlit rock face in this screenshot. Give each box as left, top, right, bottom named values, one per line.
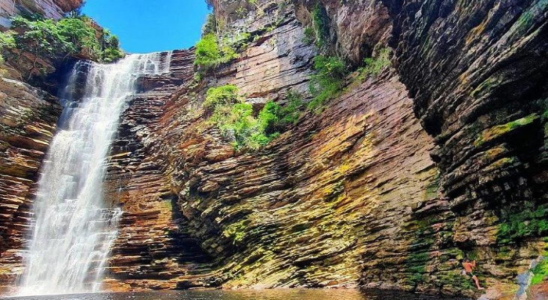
left=0, top=77, right=62, bottom=293
left=100, top=0, right=548, bottom=298
left=100, top=0, right=440, bottom=294
left=0, top=0, right=83, bottom=29
left=102, top=50, right=218, bottom=291
left=0, top=0, right=547, bottom=298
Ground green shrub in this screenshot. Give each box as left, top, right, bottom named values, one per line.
left=204, top=84, right=241, bottom=110
left=11, top=16, right=72, bottom=59
left=212, top=102, right=271, bottom=150
left=260, top=91, right=304, bottom=134
left=531, top=258, right=548, bottom=286
left=0, top=31, right=15, bottom=64
left=5, top=15, right=123, bottom=65
left=359, top=48, right=391, bottom=79
left=0, top=31, right=16, bottom=50
left=202, top=13, right=217, bottom=36
left=205, top=85, right=267, bottom=150
left=102, top=47, right=124, bottom=63
left=56, top=17, right=101, bottom=57
left=205, top=86, right=302, bottom=150
left=195, top=34, right=220, bottom=68
left=101, top=31, right=124, bottom=62
left=258, top=101, right=281, bottom=134
left=194, top=33, right=237, bottom=70
left=308, top=55, right=347, bottom=110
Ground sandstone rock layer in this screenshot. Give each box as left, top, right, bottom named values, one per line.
left=0, top=77, right=61, bottom=292
left=0, top=0, right=547, bottom=299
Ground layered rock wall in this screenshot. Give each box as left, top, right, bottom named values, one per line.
left=103, top=51, right=218, bottom=291
left=101, top=0, right=548, bottom=298
left=0, top=77, right=61, bottom=292
left=0, top=0, right=547, bottom=298
left=0, top=0, right=82, bottom=293
left=101, top=0, right=445, bottom=293
left=383, top=0, right=548, bottom=297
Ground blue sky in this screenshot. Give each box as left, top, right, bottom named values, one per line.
left=83, top=0, right=210, bottom=53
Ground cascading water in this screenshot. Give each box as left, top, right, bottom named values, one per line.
left=17, top=52, right=172, bottom=296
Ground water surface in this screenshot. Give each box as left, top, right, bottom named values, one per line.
left=2, top=289, right=471, bottom=300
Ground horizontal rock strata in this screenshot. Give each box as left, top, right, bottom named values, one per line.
left=103, top=51, right=217, bottom=291
left=102, top=0, right=548, bottom=298
left=0, top=0, right=547, bottom=298
left=102, top=1, right=443, bottom=293
left=0, top=77, right=61, bottom=292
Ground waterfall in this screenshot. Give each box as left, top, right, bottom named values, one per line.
left=17, top=52, right=172, bottom=296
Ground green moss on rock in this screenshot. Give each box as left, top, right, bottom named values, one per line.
left=497, top=205, right=548, bottom=245
left=531, top=257, right=548, bottom=286
left=405, top=218, right=435, bottom=286
left=223, top=219, right=250, bottom=245
left=474, top=114, right=539, bottom=146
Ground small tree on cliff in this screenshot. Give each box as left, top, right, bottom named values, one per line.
left=57, top=17, right=102, bottom=59
left=195, top=34, right=221, bottom=69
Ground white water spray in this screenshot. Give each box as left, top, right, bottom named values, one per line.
left=17, top=52, right=172, bottom=296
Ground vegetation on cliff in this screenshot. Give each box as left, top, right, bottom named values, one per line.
left=204, top=84, right=242, bottom=109
left=206, top=85, right=271, bottom=150
left=0, top=14, right=124, bottom=71
left=308, top=55, right=347, bottom=111
left=497, top=204, right=548, bottom=245
left=0, top=32, right=15, bottom=65
left=310, top=3, right=331, bottom=49
left=358, top=48, right=391, bottom=78
left=307, top=48, right=392, bottom=111
left=531, top=258, right=548, bottom=286
left=301, top=3, right=331, bottom=50
left=194, top=33, right=237, bottom=71
left=261, top=91, right=304, bottom=133
left=195, top=7, right=286, bottom=75
left=205, top=85, right=303, bottom=150
left=202, top=13, right=217, bottom=36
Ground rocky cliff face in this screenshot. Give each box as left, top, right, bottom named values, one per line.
left=0, top=0, right=88, bottom=293
left=102, top=51, right=218, bottom=291
left=0, top=0, right=546, bottom=299
left=99, top=0, right=548, bottom=299
left=384, top=0, right=548, bottom=298
left=100, top=0, right=446, bottom=293
left=0, top=43, right=68, bottom=294
left=0, top=76, right=61, bottom=292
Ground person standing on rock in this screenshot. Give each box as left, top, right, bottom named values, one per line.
left=462, top=259, right=484, bottom=290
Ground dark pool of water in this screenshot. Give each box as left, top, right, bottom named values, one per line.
left=2, top=289, right=471, bottom=300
